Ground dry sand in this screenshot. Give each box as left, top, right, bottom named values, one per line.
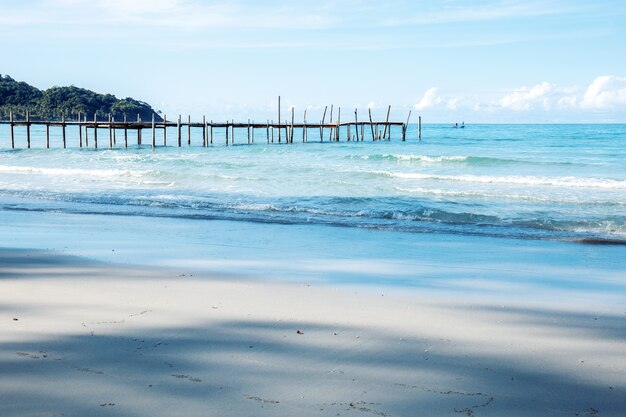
left=1, top=247, right=625, bottom=417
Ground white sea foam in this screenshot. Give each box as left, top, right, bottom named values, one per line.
left=362, top=154, right=468, bottom=163
left=0, top=164, right=152, bottom=178
left=376, top=171, right=626, bottom=189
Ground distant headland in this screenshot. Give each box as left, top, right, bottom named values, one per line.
left=0, top=75, right=162, bottom=122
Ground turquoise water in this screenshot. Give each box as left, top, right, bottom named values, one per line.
left=1, top=124, right=625, bottom=242
left=1, top=123, right=625, bottom=301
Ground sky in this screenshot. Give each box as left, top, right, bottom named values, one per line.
left=1, top=0, right=626, bottom=123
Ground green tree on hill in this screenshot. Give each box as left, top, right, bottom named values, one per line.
left=0, top=75, right=162, bottom=121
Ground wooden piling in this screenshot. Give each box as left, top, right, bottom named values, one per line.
left=187, top=115, right=191, bottom=146
left=328, top=105, right=334, bottom=141
left=26, top=111, right=31, bottom=149
left=368, top=108, right=375, bottom=141
left=137, top=114, right=142, bottom=145
left=202, top=116, right=207, bottom=147
left=418, top=115, right=422, bottom=141
left=177, top=115, right=182, bottom=147
left=251, top=120, right=255, bottom=144
left=109, top=114, right=113, bottom=148
left=225, top=120, right=229, bottom=146
left=62, top=112, right=66, bottom=148
left=290, top=107, right=294, bottom=144
left=112, top=116, right=116, bottom=145
left=320, top=106, right=327, bottom=142
left=403, top=110, right=411, bottom=141
left=210, top=120, right=213, bottom=145
left=382, top=105, right=391, bottom=140
left=302, top=110, right=307, bottom=143
left=161, top=114, right=166, bottom=146
left=84, top=115, right=89, bottom=147
left=152, top=114, right=156, bottom=149
left=9, top=111, right=14, bottom=149
left=124, top=114, right=128, bottom=148
left=94, top=113, right=98, bottom=149
left=266, top=120, right=270, bottom=144
left=337, top=107, right=341, bottom=141
left=247, top=119, right=251, bottom=144
left=277, top=96, right=281, bottom=144
left=78, top=112, right=83, bottom=147
left=354, top=109, right=359, bottom=142
left=46, top=123, right=50, bottom=148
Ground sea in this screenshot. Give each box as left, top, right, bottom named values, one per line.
left=1, top=123, right=625, bottom=303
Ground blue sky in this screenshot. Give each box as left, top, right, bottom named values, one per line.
left=1, top=0, right=625, bottom=122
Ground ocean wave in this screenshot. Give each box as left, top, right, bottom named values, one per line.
left=374, top=171, right=626, bottom=189
left=2, top=189, right=624, bottom=243
left=395, top=187, right=626, bottom=205
left=0, top=164, right=153, bottom=178
left=359, top=154, right=470, bottom=163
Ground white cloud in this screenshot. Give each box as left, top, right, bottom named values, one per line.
left=499, top=82, right=555, bottom=110
left=580, top=76, right=626, bottom=109
left=446, top=98, right=460, bottom=110
left=414, top=87, right=442, bottom=110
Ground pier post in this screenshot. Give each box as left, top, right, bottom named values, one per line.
left=62, top=112, right=66, bottom=148
left=109, top=114, right=113, bottom=148
left=251, top=120, right=255, bottom=143
left=418, top=116, right=422, bottom=141
left=403, top=110, right=411, bottom=141
left=26, top=111, right=31, bottom=149
left=137, top=114, right=142, bottom=145
left=303, top=110, right=307, bottom=143
left=277, top=96, right=281, bottom=144
left=84, top=115, right=89, bottom=147
left=46, top=123, right=50, bottom=148
left=124, top=114, right=128, bottom=148
left=225, top=121, right=229, bottom=146
left=94, top=113, right=98, bottom=149
left=163, top=115, right=167, bottom=146
left=337, top=107, right=341, bottom=142
left=10, top=111, right=14, bottom=149
left=78, top=112, right=83, bottom=147
left=202, top=115, right=206, bottom=147
left=320, top=106, right=327, bottom=142
left=368, top=108, right=375, bottom=141
left=354, top=109, right=359, bottom=142
left=383, top=105, right=391, bottom=139
left=290, top=108, right=294, bottom=144
left=328, top=105, right=334, bottom=141
left=152, top=114, right=156, bottom=149
left=177, top=115, right=182, bottom=147
left=267, top=120, right=270, bottom=144
left=113, top=116, right=116, bottom=145
left=188, top=115, right=191, bottom=146
left=210, top=120, right=213, bottom=145
left=347, top=123, right=351, bottom=142
left=271, top=120, right=274, bottom=143
left=247, top=119, right=251, bottom=144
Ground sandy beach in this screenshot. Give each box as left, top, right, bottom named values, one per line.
left=1, top=247, right=625, bottom=417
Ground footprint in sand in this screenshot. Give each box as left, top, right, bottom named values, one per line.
left=77, top=367, right=105, bottom=375
left=171, top=374, right=202, bottom=383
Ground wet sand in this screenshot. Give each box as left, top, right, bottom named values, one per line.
left=1, top=247, right=625, bottom=417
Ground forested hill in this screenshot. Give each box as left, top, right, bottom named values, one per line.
left=0, top=75, right=162, bottom=121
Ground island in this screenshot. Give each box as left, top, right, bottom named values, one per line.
left=0, top=74, right=162, bottom=121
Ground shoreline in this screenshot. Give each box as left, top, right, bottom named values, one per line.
left=2, top=247, right=625, bottom=416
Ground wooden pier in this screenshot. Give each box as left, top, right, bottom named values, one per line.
left=0, top=99, right=422, bottom=149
